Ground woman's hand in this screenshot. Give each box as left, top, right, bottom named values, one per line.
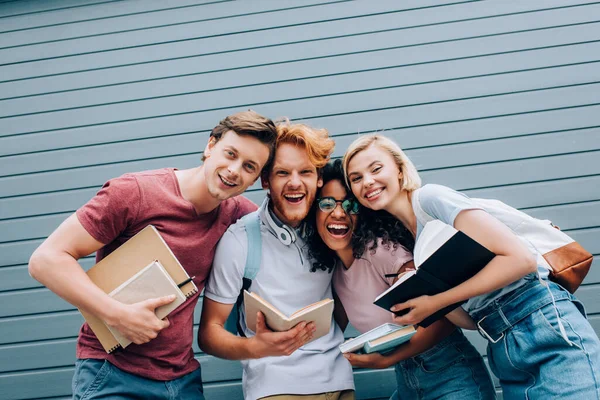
left=343, top=351, right=392, bottom=369
left=390, top=295, right=443, bottom=326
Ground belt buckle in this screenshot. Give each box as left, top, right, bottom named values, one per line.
left=477, top=315, right=505, bottom=344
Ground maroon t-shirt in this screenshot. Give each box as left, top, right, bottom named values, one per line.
left=75, top=168, right=256, bottom=380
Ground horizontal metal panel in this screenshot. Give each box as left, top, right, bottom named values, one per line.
left=3, top=59, right=599, bottom=140
left=0, top=0, right=331, bottom=47
left=3, top=82, right=600, bottom=164
left=0, top=0, right=114, bottom=19
left=525, top=200, right=600, bottom=230
left=0, top=0, right=222, bottom=32
left=4, top=38, right=600, bottom=120
left=0, top=0, right=437, bottom=64
left=4, top=14, right=599, bottom=102
left=0, top=310, right=83, bottom=345
left=2, top=2, right=598, bottom=83
left=0, top=258, right=95, bottom=292
left=464, top=175, right=600, bottom=209
left=423, top=150, right=600, bottom=190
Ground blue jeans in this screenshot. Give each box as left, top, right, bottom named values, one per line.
left=391, top=329, right=496, bottom=400
left=72, top=359, right=205, bottom=400
left=472, top=279, right=600, bottom=399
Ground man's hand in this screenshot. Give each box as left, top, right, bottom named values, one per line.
left=391, top=295, right=442, bottom=326
left=249, top=312, right=315, bottom=357
left=343, top=352, right=391, bottom=369
left=106, top=295, right=176, bottom=345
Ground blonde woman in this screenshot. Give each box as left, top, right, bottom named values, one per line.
left=342, top=134, right=600, bottom=399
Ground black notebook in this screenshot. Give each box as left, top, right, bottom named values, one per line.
left=374, top=220, right=495, bottom=327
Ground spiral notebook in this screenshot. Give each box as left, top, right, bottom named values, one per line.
left=80, top=225, right=198, bottom=353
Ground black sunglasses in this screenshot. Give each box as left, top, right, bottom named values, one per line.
left=317, top=197, right=359, bottom=215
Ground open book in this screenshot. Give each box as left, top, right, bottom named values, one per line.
left=105, top=260, right=186, bottom=348
left=339, top=323, right=416, bottom=354
left=374, top=220, right=495, bottom=327
left=244, top=290, right=333, bottom=343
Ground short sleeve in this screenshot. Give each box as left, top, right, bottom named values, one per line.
left=76, top=174, right=141, bottom=245
left=204, top=227, right=247, bottom=304
left=417, top=184, right=482, bottom=227
left=234, top=196, right=258, bottom=221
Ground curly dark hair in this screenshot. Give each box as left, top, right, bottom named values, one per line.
left=303, top=159, right=414, bottom=273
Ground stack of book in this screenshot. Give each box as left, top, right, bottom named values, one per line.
left=81, top=225, right=197, bottom=353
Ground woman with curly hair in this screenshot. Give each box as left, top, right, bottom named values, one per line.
left=304, top=159, right=496, bottom=400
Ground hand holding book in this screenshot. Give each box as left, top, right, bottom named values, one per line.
left=106, top=293, right=176, bottom=346
left=374, top=220, right=495, bottom=327
left=249, top=311, right=316, bottom=358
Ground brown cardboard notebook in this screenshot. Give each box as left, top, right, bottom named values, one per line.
left=105, top=260, right=186, bottom=348
left=80, top=225, right=198, bottom=353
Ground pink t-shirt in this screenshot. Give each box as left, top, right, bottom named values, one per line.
left=333, top=242, right=413, bottom=333
left=75, top=168, right=256, bottom=380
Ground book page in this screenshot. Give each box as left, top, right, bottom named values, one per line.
left=244, top=291, right=334, bottom=343
left=339, top=323, right=404, bottom=353
left=414, top=220, right=457, bottom=267
left=368, top=325, right=416, bottom=346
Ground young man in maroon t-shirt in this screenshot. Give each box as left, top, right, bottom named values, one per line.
left=29, top=111, right=311, bottom=399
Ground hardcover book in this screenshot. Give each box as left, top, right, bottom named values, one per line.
left=243, top=290, right=333, bottom=343
left=374, top=220, right=495, bottom=327
left=80, top=225, right=198, bottom=353
left=339, top=323, right=416, bottom=354
left=105, top=260, right=186, bottom=348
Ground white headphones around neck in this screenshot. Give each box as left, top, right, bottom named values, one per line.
left=264, top=208, right=297, bottom=246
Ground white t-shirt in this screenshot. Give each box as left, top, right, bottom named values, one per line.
left=413, top=184, right=531, bottom=314
left=205, top=199, right=354, bottom=400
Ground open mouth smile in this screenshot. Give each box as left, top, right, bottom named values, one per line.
left=327, top=223, right=350, bottom=237
left=219, top=175, right=237, bottom=187
left=365, top=188, right=383, bottom=200
left=284, top=193, right=305, bottom=204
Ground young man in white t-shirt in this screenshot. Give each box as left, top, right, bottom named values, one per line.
left=199, top=121, right=355, bottom=400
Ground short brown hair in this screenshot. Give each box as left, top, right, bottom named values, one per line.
left=272, top=119, right=335, bottom=171
left=203, top=110, right=277, bottom=169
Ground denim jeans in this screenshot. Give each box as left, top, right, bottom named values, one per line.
left=390, top=329, right=496, bottom=400
left=72, top=359, right=205, bottom=400
left=472, top=279, right=600, bottom=399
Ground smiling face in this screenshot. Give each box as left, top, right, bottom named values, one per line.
left=203, top=130, right=270, bottom=201
left=316, top=179, right=358, bottom=254
left=264, top=142, right=322, bottom=227
left=346, top=144, right=403, bottom=211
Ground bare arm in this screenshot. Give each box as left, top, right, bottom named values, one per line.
left=393, top=209, right=536, bottom=326
left=344, top=318, right=456, bottom=369
left=28, top=214, right=173, bottom=344
left=198, top=297, right=315, bottom=360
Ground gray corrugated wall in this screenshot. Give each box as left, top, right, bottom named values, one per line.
left=1, top=0, right=599, bottom=398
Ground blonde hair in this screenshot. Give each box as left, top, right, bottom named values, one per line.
left=342, top=134, right=421, bottom=191
left=273, top=119, right=335, bottom=170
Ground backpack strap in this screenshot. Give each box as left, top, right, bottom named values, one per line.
left=232, top=212, right=262, bottom=337
left=411, top=188, right=435, bottom=227
left=241, top=212, right=262, bottom=282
